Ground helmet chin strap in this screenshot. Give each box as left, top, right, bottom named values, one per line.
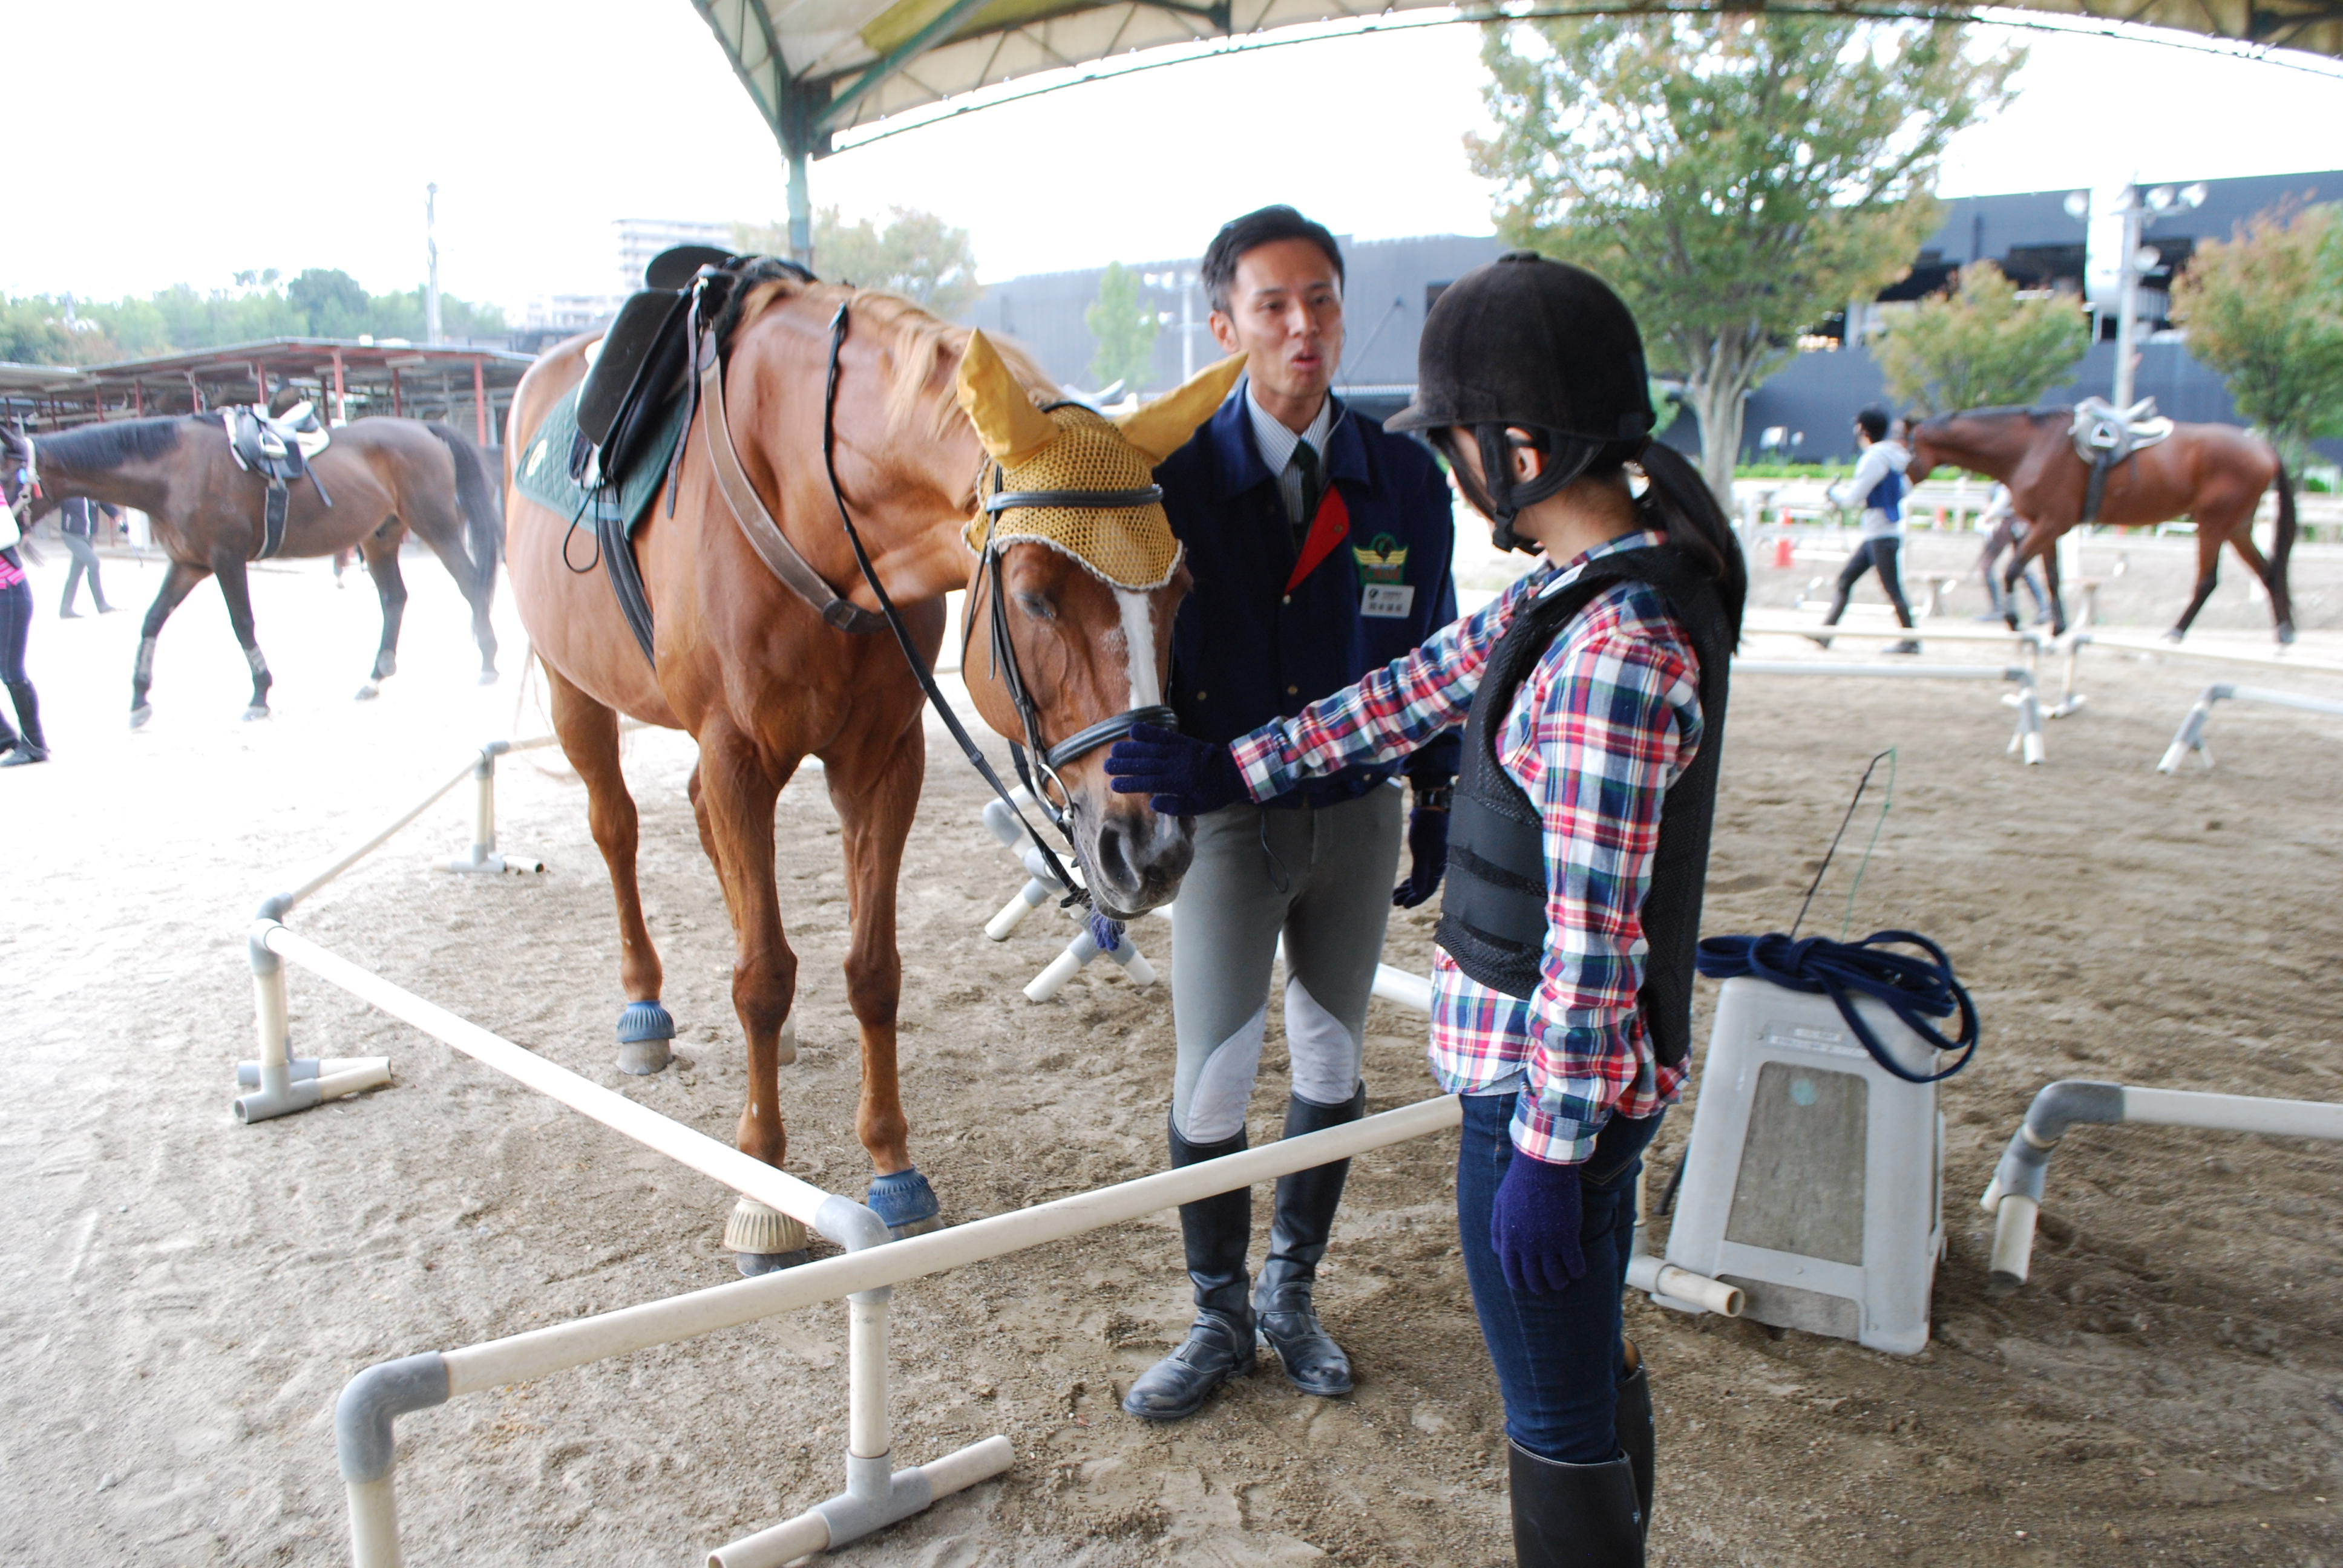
left=1475, top=425, right=1578, bottom=555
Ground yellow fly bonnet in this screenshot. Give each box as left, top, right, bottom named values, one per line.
left=956, top=331, right=1245, bottom=591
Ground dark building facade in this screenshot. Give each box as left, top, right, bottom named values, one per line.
left=966, top=169, right=2342, bottom=465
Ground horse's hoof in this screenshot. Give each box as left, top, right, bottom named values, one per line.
left=736, top=1249, right=812, bottom=1276
left=2278, top=622, right=2297, bottom=646
left=616, top=999, right=675, bottom=1075
left=868, top=1167, right=942, bottom=1239
left=355, top=682, right=380, bottom=702
left=725, top=1197, right=810, bottom=1270
left=2160, top=629, right=2185, bottom=645
left=241, top=705, right=270, bottom=722
left=477, top=669, right=499, bottom=687
left=128, top=705, right=152, bottom=730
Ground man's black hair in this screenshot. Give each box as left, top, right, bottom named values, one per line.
left=1855, top=406, right=1891, bottom=443
left=1201, top=206, right=1345, bottom=315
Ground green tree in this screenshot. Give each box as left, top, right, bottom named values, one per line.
left=1084, top=262, right=1159, bottom=393
left=287, top=267, right=373, bottom=338
left=733, top=206, right=983, bottom=318
left=2, top=273, right=507, bottom=364
left=1470, top=13, right=2021, bottom=501
left=1874, top=260, right=2089, bottom=415
left=2170, top=201, right=2343, bottom=467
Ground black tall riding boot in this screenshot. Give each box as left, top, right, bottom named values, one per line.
left=1254, top=1084, right=1366, bottom=1395
left=1509, top=1442, right=1645, bottom=1567
left=1, top=680, right=45, bottom=764
left=1122, top=1119, right=1254, bottom=1422
left=1616, top=1341, right=1654, bottom=1534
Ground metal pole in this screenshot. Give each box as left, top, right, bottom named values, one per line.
left=787, top=143, right=813, bottom=267
left=472, top=358, right=487, bottom=446
left=390, top=368, right=402, bottom=419
left=332, top=349, right=347, bottom=426
left=2112, top=198, right=2142, bottom=410
left=425, top=183, right=442, bottom=345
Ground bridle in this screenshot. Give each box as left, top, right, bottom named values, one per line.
left=814, top=300, right=1176, bottom=907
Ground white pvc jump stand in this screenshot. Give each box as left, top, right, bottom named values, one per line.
left=1662, top=976, right=1946, bottom=1355
left=2157, top=681, right=2343, bottom=773
left=441, top=741, right=546, bottom=876
left=1979, top=1080, right=2343, bottom=1295
left=976, top=791, right=1159, bottom=1002
left=1734, top=656, right=2046, bottom=765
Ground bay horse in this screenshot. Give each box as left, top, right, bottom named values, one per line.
left=21, top=414, right=503, bottom=724
left=505, top=269, right=1236, bottom=1270
left=1904, top=407, right=2297, bottom=642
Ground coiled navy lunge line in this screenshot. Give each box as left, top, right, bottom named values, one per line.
left=1694, top=930, right=1978, bottom=1085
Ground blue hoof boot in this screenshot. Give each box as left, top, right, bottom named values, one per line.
left=616, top=1000, right=675, bottom=1076
left=867, top=1168, right=943, bottom=1238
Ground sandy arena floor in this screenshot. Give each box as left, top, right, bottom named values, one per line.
left=2, top=538, right=2339, bottom=1566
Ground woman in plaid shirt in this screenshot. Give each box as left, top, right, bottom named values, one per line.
left=1110, top=255, right=1745, bottom=1567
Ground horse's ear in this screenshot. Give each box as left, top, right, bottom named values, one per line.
left=955, top=331, right=1060, bottom=464
left=1114, top=350, right=1245, bottom=464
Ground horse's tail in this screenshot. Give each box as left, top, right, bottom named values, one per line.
left=2272, top=454, right=2299, bottom=594
left=424, top=421, right=505, bottom=593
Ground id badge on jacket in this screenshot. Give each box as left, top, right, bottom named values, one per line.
left=1354, top=533, right=1414, bottom=619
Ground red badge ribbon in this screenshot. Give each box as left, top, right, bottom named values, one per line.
left=1283, top=484, right=1351, bottom=595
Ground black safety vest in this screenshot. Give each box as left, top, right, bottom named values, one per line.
left=1434, top=544, right=1732, bottom=1070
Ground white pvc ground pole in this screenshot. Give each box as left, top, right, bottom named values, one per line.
left=1978, top=1079, right=2343, bottom=1293
left=1733, top=659, right=2045, bottom=764
left=2156, top=682, right=2343, bottom=773
left=977, top=791, right=1162, bottom=1002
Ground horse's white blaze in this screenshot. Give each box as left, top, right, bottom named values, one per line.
left=1116, top=589, right=1161, bottom=710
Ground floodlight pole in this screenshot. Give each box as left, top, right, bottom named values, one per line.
left=2111, top=191, right=2143, bottom=411
left=425, top=183, right=443, bottom=347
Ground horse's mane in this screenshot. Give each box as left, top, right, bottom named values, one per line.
left=724, top=267, right=1052, bottom=444
left=37, top=416, right=184, bottom=469
left=1916, top=404, right=2071, bottom=432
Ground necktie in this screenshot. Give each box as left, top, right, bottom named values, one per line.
left=1291, top=439, right=1322, bottom=546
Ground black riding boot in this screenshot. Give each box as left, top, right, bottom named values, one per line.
left=0, top=680, right=45, bottom=765
left=1616, top=1342, right=1654, bottom=1534
left=1122, top=1119, right=1254, bottom=1422
left=1509, top=1442, right=1645, bottom=1567
left=1254, top=1084, right=1365, bottom=1396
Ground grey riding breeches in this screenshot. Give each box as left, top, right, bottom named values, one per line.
left=1169, top=786, right=1405, bottom=1142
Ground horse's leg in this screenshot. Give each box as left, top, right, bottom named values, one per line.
left=128, top=560, right=210, bottom=728
left=545, top=661, right=673, bottom=1075
left=827, top=720, right=939, bottom=1239
left=2169, top=525, right=2223, bottom=642
left=408, top=504, right=499, bottom=684
left=693, top=720, right=816, bottom=1272
left=2005, top=524, right=2064, bottom=636
left=209, top=551, right=273, bottom=720
left=2220, top=512, right=2293, bottom=641
left=356, top=531, right=407, bottom=701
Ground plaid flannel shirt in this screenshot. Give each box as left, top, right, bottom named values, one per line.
left=1231, top=529, right=1704, bottom=1165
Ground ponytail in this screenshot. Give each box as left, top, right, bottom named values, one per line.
left=1632, top=440, right=1746, bottom=644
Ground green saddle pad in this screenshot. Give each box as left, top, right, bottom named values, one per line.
left=513, top=383, right=692, bottom=535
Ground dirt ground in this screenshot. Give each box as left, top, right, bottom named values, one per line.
left=3, top=537, right=2341, bottom=1567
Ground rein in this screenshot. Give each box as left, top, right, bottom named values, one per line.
left=816, top=301, right=1170, bottom=909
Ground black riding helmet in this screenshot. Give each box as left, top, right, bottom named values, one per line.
left=1389, top=252, right=1655, bottom=551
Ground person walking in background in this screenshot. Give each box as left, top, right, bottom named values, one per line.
left=0, top=447, right=48, bottom=766
left=1116, top=205, right=1461, bottom=1424
left=1818, top=407, right=1918, bottom=653
left=1973, top=483, right=2051, bottom=624
left=56, top=495, right=117, bottom=617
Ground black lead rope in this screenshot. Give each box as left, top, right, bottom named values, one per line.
left=818, top=302, right=1090, bottom=907
left=1694, top=930, right=1979, bottom=1085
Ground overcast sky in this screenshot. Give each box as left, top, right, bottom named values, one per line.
left=9, top=1, right=2343, bottom=314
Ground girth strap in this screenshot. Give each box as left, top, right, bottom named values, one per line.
left=698, top=335, right=888, bottom=636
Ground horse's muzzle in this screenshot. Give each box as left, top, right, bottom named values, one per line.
left=1079, top=794, right=1194, bottom=919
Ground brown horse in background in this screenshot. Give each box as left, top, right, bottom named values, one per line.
left=505, top=271, right=1234, bottom=1271
left=20, top=414, right=503, bottom=723
left=1905, top=407, right=2297, bottom=642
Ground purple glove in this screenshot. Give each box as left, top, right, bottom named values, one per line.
left=1103, top=722, right=1247, bottom=817
left=1087, top=911, right=1124, bottom=953
left=1490, top=1149, right=1586, bottom=1295
left=1394, top=805, right=1449, bottom=909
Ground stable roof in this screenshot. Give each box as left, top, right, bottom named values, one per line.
left=690, top=0, right=2342, bottom=160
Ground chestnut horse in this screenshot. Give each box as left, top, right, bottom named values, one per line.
left=1905, top=407, right=2297, bottom=642
left=18, top=414, right=503, bottom=723
left=505, top=272, right=1234, bottom=1270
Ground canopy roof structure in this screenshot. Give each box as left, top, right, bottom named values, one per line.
left=691, top=0, right=2342, bottom=243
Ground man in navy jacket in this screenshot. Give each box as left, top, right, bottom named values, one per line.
left=1122, top=206, right=1460, bottom=1422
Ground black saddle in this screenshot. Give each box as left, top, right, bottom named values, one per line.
left=224, top=404, right=330, bottom=558
left=569, top=246, right=814, bottom=665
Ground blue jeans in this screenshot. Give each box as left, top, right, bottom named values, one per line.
left=1457, top=1093, right=1663, bottom=1464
